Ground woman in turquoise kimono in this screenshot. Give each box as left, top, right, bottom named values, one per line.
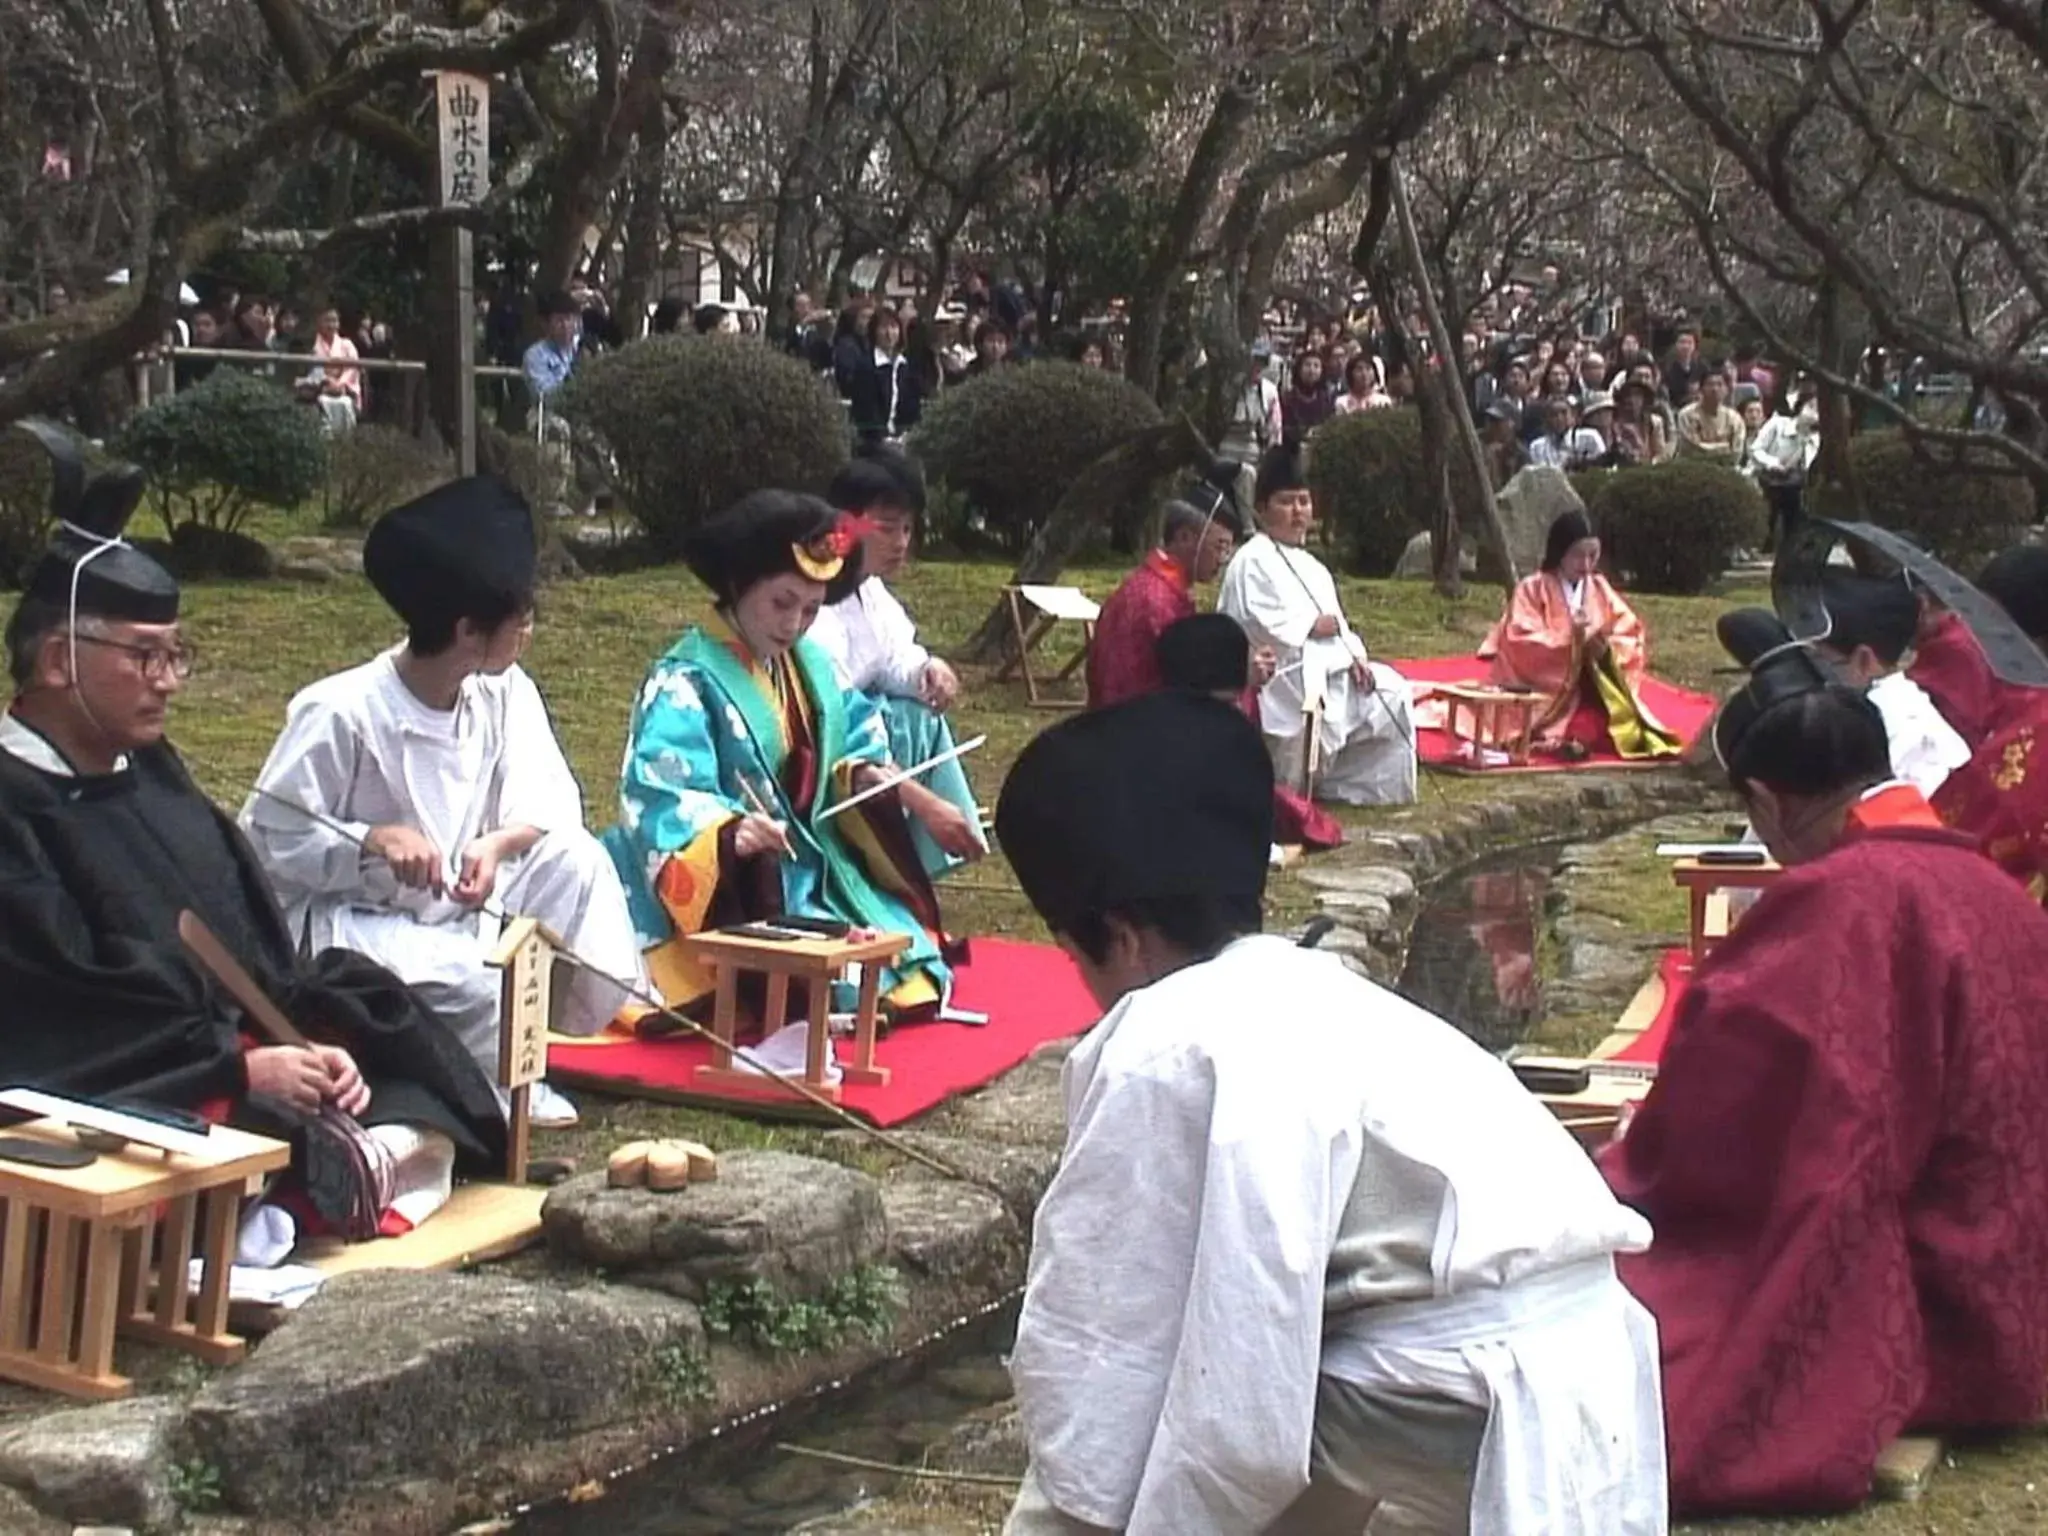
left=605, top=491, right=981, bottom=1028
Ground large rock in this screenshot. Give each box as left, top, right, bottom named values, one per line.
left=185, top=1268, right=701, bottom=1517
left=1495, top=465, right=1585, bottom=577
left=881, top=1181, right=1023, bottom=1288
left=824, top=1131, right=1061, bottom=1221
left=0, top=1397, right=182, bottom=1532
left=1391, top=529, right=1477, bottom=581
left=922, top=1041, right=1074, bottom=1150
left=540, top=1148, right=887, bottom=1302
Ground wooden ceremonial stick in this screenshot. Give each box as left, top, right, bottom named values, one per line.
left=177, top=911, right=310, bottom=1047
left=237, top=782, right=973, bottom=1182
left=817, top=735, right=987, bottom=822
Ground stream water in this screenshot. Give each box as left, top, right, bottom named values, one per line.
left=512, top=845, right=1565, bottom=1535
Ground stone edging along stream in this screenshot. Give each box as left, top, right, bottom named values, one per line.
left=0, top=768, right=1726, bottom=1536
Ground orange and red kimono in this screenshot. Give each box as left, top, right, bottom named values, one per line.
left=1479, top=572, right=1677, bottom=756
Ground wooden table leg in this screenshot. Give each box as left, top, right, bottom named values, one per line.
left=117, top=1221, right=149, bottom=1324
left=1688, top=887, right=1710, bottom=960
left=33, top=1214, right=79, bottom=1364
left=191, top=1188, right=239, bottom=1345
left=804, top=964, right=832, bottom=1091
left=0, top=1198, right=35, bottom=1353
left=152, top=1195, right=196, bottom=1330
left=708, top=962, right=738, bottom=1069
left=763, top=970, right=790, bottom=1034
left=841, top=962, right=891, bottom=1088
left=75, top=1219, right=123, bottom=1382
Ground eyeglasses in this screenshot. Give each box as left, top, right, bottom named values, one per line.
left=75, top=635, right=197, bottom=681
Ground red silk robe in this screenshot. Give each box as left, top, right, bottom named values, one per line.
left=1087, top=552, right=1342, bottom=851
left=1086, top=551, right=1188, bottom=710
left=1933, top=687, right=2048, bottom=904
left=1602, top=794, right=2048, bottom=1515
left=1908, top=609, right=2001, bottom=752
left=1479, top=572, right=1658, bottom=748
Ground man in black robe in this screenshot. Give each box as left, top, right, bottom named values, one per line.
left=0, top=421, right=503, bottom=1238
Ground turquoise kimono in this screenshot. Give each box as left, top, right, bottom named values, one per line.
left=603, top=620, right=950, bottom=1012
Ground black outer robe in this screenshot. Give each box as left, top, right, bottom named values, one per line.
left=0, top=738, right=506, bottom=1202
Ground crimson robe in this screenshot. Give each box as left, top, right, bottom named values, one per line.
left=1933, top=686, right=2048, bottom=904
left=1086, top=551, right=1342, bottom=851
left=1908, top=609, right=2001, bottom=751
left=1602, top=792, right=2048, bottom=1515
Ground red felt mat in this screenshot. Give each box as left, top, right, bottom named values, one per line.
left=547, top=938, right=1100, bottom=1126
left=1393, top=656, right=1717, bottom=773
left=1606, top=947, right=1693, bottom=1064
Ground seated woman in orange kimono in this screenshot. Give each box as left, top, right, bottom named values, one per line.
left=1479, top=511, right=1680, bottom=759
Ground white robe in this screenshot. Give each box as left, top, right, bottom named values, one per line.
left=1868, top=670, right=1969, bottom=800
left=1010, top=935, right=1665, bottom=1536
left=806, top=575, right=931, bottom=699
left=239, top=652, right=647, bottom=1088
left=1218, top=534, right=1418, bottom=805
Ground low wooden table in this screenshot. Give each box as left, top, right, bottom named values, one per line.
left=0, top=1118, right=289, bottom=1400
left=1435, top=683, right=1542, bottom=766
left=1671, top=857, right=1782, bottom=960
left=681, top=928, right=913, bottom=1104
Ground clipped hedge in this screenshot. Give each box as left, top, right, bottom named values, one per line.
left=1586, top=460, right=1766, bottom=595
left=322, top=424, right=456, bottom=530
left=910, top=362, right=1162, bottom=550
left=1306, top=401, right=1486, bottom=576
left=555, top=336, right=848, bottom=558
left=1809, top=429, right=2035, bottom=571
left=114, top=370, right=327, bottom=538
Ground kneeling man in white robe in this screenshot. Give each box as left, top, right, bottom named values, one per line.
left=804, top=453, right=986, bottom=877
left=1219, top=444, right=1417, bottom=805
left=994, top=691, right=1666, bottom=1535
left=241, top=477, right=647, bottom=1128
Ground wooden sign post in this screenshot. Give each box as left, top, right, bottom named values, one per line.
left=430, top=70, right=489, bottom=476
left=488, top=917, right=558, bottom=1183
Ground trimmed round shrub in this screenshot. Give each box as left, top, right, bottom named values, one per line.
left=322, top=423, right=455, bottom=530
left=1808, top=430, right=2035, bottom=571
left=1586, top=460, right=1766, bottom=594
left=1306, top=403, right=1484, bottom=576
left=554, top=336, right=848, bottom=558
left=910, top=362, right=1162, bottom=549
left=113, top=370, right=327, bottom=538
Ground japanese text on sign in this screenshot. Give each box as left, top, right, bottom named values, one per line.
left=435, top=72, right=490, bottom=207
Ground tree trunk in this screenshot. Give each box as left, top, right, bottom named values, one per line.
left=1123, top=86, right=1256, bottom=402
left=1413, top=368, right=1460, bottom=597
left=1390, top=158, right=1513, bottom=589
left=960, top=415, right=1213, bottom=665
left=614, top=109, right=668, bottom=340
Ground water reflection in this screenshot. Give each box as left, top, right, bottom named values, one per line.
left=1394, top=849, right=1558, bottom=1053
left=509, top=1312, right=1017, bottom=1535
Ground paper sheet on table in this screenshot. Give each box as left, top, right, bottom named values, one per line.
left=189, top=1259, right=327, bottom=1310
left=1016, top=585, right=1101, bottom=622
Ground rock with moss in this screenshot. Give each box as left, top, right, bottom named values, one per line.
left=184, top=1269, right=702, bottom=1518
left=540, top=1148, right=887, bottom=1302
left=0, top=1396, right=183, bottom=1532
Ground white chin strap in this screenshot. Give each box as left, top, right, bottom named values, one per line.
left=60, top=519, right=131, bottom=744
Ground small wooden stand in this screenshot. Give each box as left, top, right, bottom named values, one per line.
left=680, top=928, right=913, bottom=1104
left=1671, top=857, right=1781, bottom=961
left=0, top=1118, right=289, bottom=1400
left=1435, top=682, right=1542, bottom=766
left=997, top=585, right=1099, bottom=708
left=488, top=917, right=562, bottom=1182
